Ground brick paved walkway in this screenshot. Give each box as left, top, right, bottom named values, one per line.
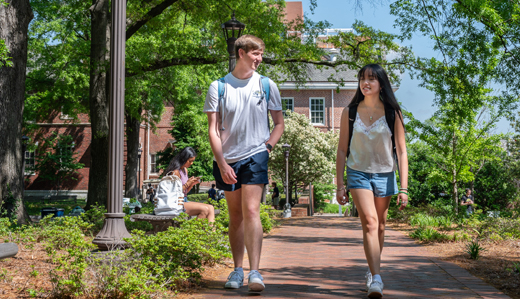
left=194, top=217, right=509, bottom=298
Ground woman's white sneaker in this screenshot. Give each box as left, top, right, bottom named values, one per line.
left=247, top=270, right=265, bottom=292
left=224, top=269, right=244, bottom=289
left=367, top=280, right=384, bottom=298
left=365, top=270, right=372, bottom=291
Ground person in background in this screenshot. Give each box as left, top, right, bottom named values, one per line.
left=164, top=147, right=215, bottom=222
left=208, top=184, right=217, bottom=201
left=271, top=182, right=280, bottom=210
left=146, top=183, right=155, bottom=202
left=461, top=188, right=475, bottom=216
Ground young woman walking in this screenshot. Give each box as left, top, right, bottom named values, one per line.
left=336, top=64, right=409, bottom=298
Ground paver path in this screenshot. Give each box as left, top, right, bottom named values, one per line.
left=194, top=217, right=509, bottom=298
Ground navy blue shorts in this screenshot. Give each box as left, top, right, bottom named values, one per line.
left=213, top=151, right=269, bottom=191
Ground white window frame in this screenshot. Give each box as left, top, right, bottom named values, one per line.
left=149, top=154, right=158, bottom=175
left=24, top=150, right=35, bottom=175
left=281, top=97, right=294, bottom=117
left=309, top=97, right=325, bottom=125
left=57, top=142, right=75, bottom=171
left=59, top=106, right=74, bottom=120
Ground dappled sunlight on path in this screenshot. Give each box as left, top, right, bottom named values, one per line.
left=193, top=217, right=509, bottom=298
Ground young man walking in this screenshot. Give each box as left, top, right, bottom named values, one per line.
left=204, top=34, right=284, bottom=292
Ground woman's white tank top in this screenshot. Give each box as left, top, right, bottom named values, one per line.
left=346, top=114, right=396, bottom=173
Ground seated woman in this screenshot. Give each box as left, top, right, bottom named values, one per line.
left=164, top=147, right=215, bottom=222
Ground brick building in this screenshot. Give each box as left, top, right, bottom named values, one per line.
left=24, top=1, right=398, bottom=198
left=24, top=104, right=175, bottom=199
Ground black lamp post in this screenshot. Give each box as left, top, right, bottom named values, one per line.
left=93, top=0, right=131, bottom=250
left=137, top=147, right=142, bottom=199
left=282, top=144, right=291, bottom=218
left=221, top=12, right=245, bottom=73
left=21, top=136, right=29, bottom=197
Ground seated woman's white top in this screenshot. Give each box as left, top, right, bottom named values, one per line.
left=347, top=113, right=396, bottom=173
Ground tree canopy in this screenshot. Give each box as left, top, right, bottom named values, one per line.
left=269, top=111, right=338, bottom=201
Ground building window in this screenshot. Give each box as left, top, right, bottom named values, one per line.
left=24, top=150, right=35, bottom=175
left=310, top=98, right=325, bottom=125
left=150, top=154, right=158, bottom=174
left=57, top=141, right=75, bottom=170
left=281, top=98, right=294, bottom=116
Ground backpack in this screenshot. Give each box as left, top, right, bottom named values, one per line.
left=347, top=103, right=400, bottom=173
left=153, top=172, right=185, bottom=216
left=217, top=75, right=271, bottom=131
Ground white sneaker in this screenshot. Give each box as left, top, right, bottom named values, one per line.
left=224, top=269, right=244, bottom=289
left=247, top=270, right=265, bottom=292
left=367, top=280, right=384, bottom=298
left=365, top=270, right=372, bottom=291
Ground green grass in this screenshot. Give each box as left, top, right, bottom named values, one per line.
left=321, top=203, right=348, bottom=214
left=25, top=199, right=86, bottom=216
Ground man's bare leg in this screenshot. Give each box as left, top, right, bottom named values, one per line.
left=225, top=190, right=244, bottom=268
left=241, top=184, right=264, bottom=270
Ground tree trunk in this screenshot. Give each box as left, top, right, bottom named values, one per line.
left=124, top=111, right=140, bottom=199
left=86, top=0, right=110, bottom=210
left=452, top=177, right=458, bottom=214
left=452, top=131, right=459, bottom=214
left=0, top=0, right=33, bottom=224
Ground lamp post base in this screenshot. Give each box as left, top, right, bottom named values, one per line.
left=93, top=213, right=131, bottom=251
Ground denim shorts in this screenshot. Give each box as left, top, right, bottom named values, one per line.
left=346, top=167, right=398, bottom=198
left=213, top=151, right=269, bottom=191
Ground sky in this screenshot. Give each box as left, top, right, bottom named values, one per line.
left=298, top=0, right=513, bottom=134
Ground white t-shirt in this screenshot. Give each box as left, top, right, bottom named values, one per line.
left=203, top=72, right=282, bottom=164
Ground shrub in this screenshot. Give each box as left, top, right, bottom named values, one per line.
left=80, top=203, right=107, bottom=235
left=480, top=217, right=520, bottom=240
left=450, top=231, right=471, bottom=241
left=313, top=183, right=335, bottom=211
left=409, top=227, right=449, bottom=242
left=466, top=240, right=486, bottom=260
left=260, top=203, right=277, bottom=233
left=187, top=193, right=208, bottom=203
left=127, top=216, right=231, bottom=287
left=321, top=203, right=348, bottom=214
left=0, top=217, right=14, bottom=237
left=125, top=214, right=153, bottom=232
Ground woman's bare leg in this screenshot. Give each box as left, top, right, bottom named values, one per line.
left=350, top=189, right=383, bottom=275
left=374, top=196, right=392, bottom=253
left=184, top=202, right=215, bottom=222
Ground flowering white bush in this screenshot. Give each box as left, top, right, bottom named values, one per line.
left=269, top=111, right=338, bottom=197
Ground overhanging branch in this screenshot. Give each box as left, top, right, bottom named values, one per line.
left=126, top=0, right=180, bottom=40
left=125, top=55, right=421, bottom=77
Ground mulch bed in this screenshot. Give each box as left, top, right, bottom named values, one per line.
left=388, top=220, right=520, bottom=299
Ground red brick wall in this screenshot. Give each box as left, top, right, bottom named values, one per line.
left=280, top=89, right=355, bottom=132
left=26, top=106, right=176, bottom=192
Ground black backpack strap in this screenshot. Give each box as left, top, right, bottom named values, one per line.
left=346, top=104, right=358, bottom=158
left=384, top=104, right=400, bottom=174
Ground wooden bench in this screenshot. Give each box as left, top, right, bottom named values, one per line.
left=130, top=209, right=220, bottom=233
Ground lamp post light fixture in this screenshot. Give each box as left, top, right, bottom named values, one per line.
left=282, top=143, right=291, bottom=218
left=93, top=0, right=131, bottom=250
left=221, top=12, right=245, bottom=73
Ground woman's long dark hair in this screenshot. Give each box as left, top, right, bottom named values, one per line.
left=348, top=64, right=404, bottom=128
left=164, top=147, right=197, bottom=174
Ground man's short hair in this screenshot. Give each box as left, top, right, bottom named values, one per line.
left=235, top=35, right=265, bottom=60
left=212, top=184, right=216, bottom=188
